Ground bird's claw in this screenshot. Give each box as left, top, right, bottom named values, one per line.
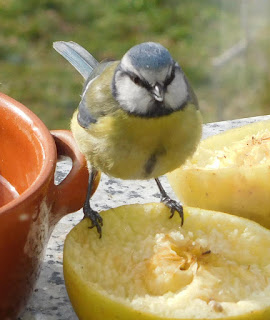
left=161, top=195, right=184, bottom=226
left=83, top=204, right=103, bottom=238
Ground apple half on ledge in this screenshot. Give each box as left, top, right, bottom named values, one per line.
left=63, top=203, right=270, bottom=320
left=167, top=120, right=270, bottom=229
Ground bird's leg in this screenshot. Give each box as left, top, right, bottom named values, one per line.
left=83, top=167, right=103, bottom=238
left=155, top=178, right=184, bottom=226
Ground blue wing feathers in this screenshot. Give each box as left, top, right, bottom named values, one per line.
left=53, top=41, right=99, bottom=80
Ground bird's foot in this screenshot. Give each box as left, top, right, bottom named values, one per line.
left=161, top=195, right=184, bottom=226
left=83, top=204, right=103, bottom=238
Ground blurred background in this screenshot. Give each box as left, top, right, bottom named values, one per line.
left=1, top=0, right=270, bottom=129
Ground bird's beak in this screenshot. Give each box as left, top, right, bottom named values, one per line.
left=152, top=83, right=164, bottom=102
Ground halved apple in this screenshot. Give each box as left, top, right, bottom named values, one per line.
left=63, top=203, right=270, bottom=320
left=167, top=120, right=270, bottom=229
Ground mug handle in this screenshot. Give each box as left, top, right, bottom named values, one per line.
left=49, top=130, right=100, bottom=221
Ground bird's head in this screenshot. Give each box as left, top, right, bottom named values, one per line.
left=112, top=42, right=189, bottom=117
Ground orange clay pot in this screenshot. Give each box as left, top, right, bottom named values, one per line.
left=0, top=92, right=99, bottom=319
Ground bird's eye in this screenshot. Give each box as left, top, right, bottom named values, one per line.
left=129, top=73, right=151, bottom=90
left=133, top=76, right=141, bottom=85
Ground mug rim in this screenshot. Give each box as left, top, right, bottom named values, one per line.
left=0, top=92, right=57, bottom=214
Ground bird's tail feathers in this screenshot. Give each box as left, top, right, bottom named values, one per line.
left=53, top=41, right=99, bottom=80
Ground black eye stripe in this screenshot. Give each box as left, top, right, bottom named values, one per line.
left=121, top=65, right=176, bottom=90
left=131, top=74, right=145, bottom=87
left=132, top=74, right=152, bottom=90
left=164, top=65, right=176, bottom=87
left=122, top=71, right=152, bottom=90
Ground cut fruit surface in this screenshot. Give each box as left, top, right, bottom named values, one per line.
left=63, top=203, right=270, bottom=320
left=167, top=120, right=270, bottom=229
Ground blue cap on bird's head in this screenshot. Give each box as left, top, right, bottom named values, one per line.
left=126, top=42, right=173, bottom=71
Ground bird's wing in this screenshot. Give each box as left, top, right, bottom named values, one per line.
left=78, top=60, right=118, bottom=129
left=82, top=60, right=115, bottom=91
left=53, top=41, right=99, bottom=80
left=53, top=41, right=118, bottom=129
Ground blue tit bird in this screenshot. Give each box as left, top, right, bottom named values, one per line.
left=53, top=41, right=202, bottom=237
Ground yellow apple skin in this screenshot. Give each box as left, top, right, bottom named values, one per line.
left=167, top=120, right=270, bottom=229
left=64, top=266, right=270, bottom=320
left=168, top=166, right=270, bottom=229
left=63, top=204, right=270, bottom=320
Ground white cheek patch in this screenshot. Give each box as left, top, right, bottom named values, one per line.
left=165, top=71, right=188, bottom=110
left=115, top=73, right=152, bottom=114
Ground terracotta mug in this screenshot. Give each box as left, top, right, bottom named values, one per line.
left=0, top=93, right=99, bottom=319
